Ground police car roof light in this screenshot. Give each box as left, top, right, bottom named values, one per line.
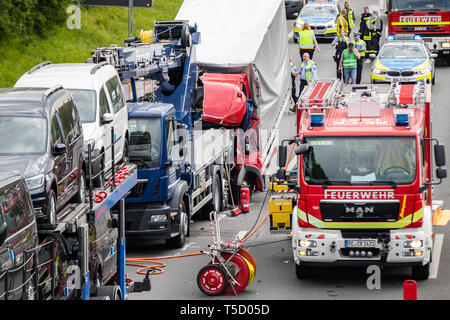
left=395, top=113, right=409, bottom=127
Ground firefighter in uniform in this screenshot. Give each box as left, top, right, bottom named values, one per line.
left=337, top=9, right=349, bottom=37
left=351, top=32, right=366, bottom=84
left=368, top=10, right=383, bottom=54
left=299, top=52, right=317, bottom=94
left=298, top=23, right=320, bottom=60
left=359, top=6, right=372, bottom=54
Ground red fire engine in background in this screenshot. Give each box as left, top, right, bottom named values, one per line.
left=386, top=0, right=450, bottom=62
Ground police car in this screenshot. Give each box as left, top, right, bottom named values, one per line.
left=370, top=34, right=437, bottom=85
left=293, top=0, right=339, bottom=43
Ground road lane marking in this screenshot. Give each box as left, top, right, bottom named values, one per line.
left=429, top=234, right=444, bottom=279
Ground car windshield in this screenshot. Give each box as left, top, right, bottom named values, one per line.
left=303, top=136, right=417, bottom=185
left=379, top=45, right=427, bottom=59
left=128, top=117, right=162, bottom=168
left=300, top=5, right=337, bottom=17
left=0, top=117, right=47, bottom=155
left=389, top=0, right=450, bottom=11
left=68, top=89, right=96, bottom=123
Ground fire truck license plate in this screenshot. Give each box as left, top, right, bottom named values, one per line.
left=345, top=240, right=377, bottom=248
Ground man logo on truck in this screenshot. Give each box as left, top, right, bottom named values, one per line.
left=345, top=205, right=375, bottom=217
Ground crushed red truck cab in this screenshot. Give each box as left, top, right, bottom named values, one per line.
left=201, top=73, right=250, bottom=126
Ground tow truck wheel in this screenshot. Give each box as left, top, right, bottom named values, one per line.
left=197, top=264, right=228, bottom=296
left=96, top=285, right=122, bottom=300
left=166, top=200, right=187, bottom=248
left=295, top=262, right=314, bottom=279
left=411, top=263, right=430, bottom=280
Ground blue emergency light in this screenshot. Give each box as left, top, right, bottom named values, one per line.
left=395, top=113, right=409, bottom=126
left=310, top=113, right=324, bottom=127
left=387, top=34, right=421, bottom=41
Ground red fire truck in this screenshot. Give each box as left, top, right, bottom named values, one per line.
left=386, top=0, right=450, bottom=62
left=277, top=79, right=447, bottom=280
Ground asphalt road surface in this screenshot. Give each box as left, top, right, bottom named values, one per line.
left=126, top=0, right=450, bottom=300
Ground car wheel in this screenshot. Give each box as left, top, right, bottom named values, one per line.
left=45, top=190, right=57, bottom=226
left=166, top=200, right=188, bottom=248
left=295, top=262, right=314, bottom=279
left=73, top=170, right=86, bottom=204
left=121, top=139, right=129, bottom=164
left=432, top=74, right=435, bottom=85
left=93, top=156, right=105, bottom=188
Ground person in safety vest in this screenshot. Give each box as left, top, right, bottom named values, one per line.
left=351, top=32, right=366, bottom=84
left=299, top=52, right=317, bottom=94
left=337, top=9, right=349, bottom=37
left=344, top=2, right=355, bottom=34
left=359, top=6, right=372, bottom=53
left=368, top=10, right=383, bottom=54
left=290, top=57, right=299, bottom=106
left=298, top=23, right=320, bottom=60
left=339, top=42, right=360, bottom=84
left=332, top=29, right=349, bottom=79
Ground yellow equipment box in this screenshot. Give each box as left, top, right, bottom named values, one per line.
left=269, top=194, right=295, bottom=231
left=270, top=182, right=289, bottom=191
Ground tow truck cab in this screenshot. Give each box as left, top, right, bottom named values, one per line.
left=125, top=102, right=188, bottom=246
left=284, top=80, right=446, bottom=279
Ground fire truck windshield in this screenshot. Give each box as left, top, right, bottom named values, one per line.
left=303, top=136, right=417, bottom=185
left=389, top=0, right=450, bottom=11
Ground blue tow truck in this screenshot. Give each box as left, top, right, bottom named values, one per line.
left=91, top=21, right=238, bottom=248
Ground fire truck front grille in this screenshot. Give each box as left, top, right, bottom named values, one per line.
left=319, top=201, right=400, bottom=222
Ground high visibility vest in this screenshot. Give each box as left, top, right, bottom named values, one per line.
left=337, top=16, right=349, bottom=35
left=301, top=60, right=315, bottom=82
left=299, top=30, right=314, bottom=49
left=347, top=9, right=355, bottom=28
left=342, top=49, right=357, bottom=69
left=351, top=39, right=366, bottom=57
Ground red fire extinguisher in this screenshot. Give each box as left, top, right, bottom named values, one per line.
left=239, top=187, right=250, bottom=213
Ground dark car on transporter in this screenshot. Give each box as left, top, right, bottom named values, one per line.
left=0, top=87, right=87, bottom=227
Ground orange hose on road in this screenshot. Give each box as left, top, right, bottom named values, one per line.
left=126, top=211, right=271, bottom=276
left=126, top=252, right=205, bottom=275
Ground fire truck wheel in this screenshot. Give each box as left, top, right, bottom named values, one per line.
left=295, top=262, right=314, bottom=279
left=411, top=263, right=430, bottom=280
left=197, top=264, right=229, bottom=296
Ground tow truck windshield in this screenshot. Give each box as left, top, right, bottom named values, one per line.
left=303, top=136, right=417, bottom=185
left=0, top=117, right=46, bottom=155
left=389, top=0, right=450, bottom=11
left=300, top=5, right=338, bottom=17
left=379, top=45, right=427, bottom=59
left=129, top=117, right=161, bottom=168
